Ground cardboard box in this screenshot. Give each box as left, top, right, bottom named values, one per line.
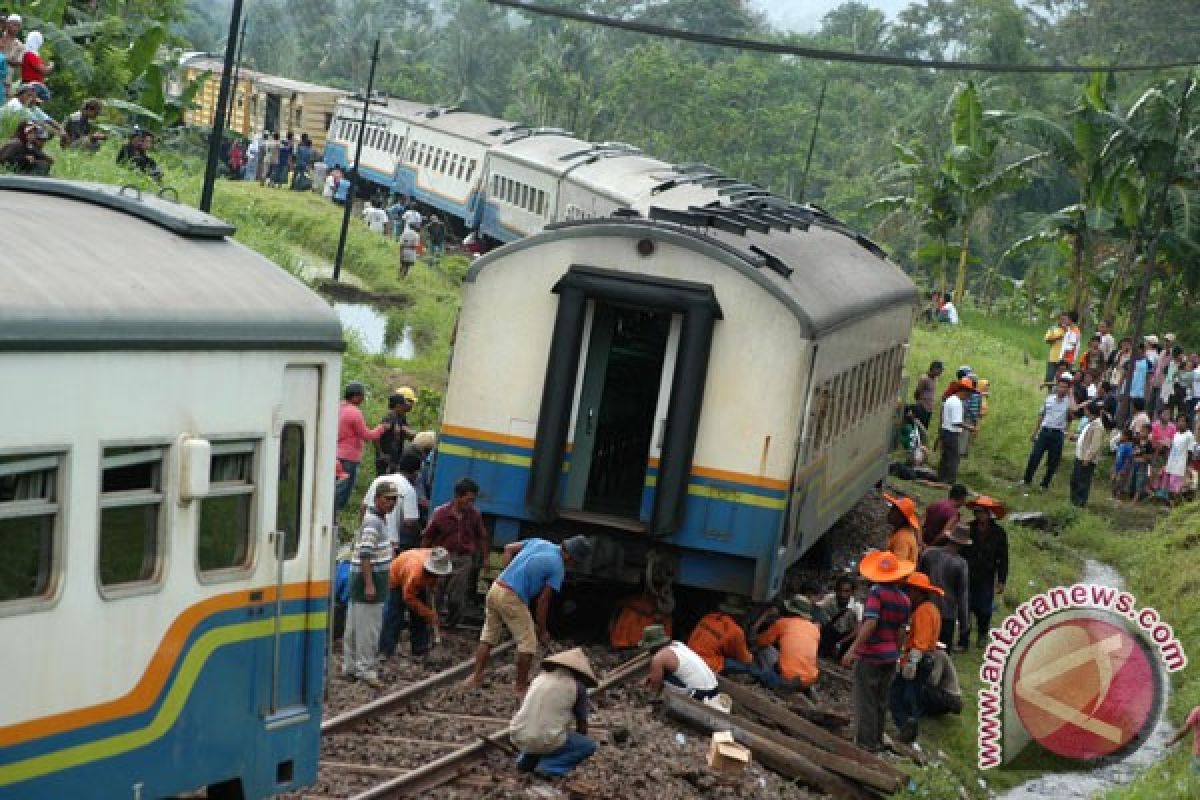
left=706, top=730, right=751, bottom=776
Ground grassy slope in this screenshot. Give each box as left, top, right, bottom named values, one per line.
left=901, top=311, right=1198, bottom=798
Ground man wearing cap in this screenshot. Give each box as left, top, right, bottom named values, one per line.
left=962, top=497, right=1008, bottom=648
left=918, top=526, right=971, bottom=650
left=379, top=546, right=453, bottom=658
left=883, top=493, right=921, bottom=564
left=466, top=535, right=591, bottom=693
left=842, top=550, right=914, bottom=752
left=937, top=378, right=976, bottom=485
left=510, top=647, right=599, bottom=777
left=890, top=571, right=944, bottom=742
left=335, top=381, right=386, bottom=514
left=1020, top=375, right=1076, bottom=491
left=641, top=624, right=720, bottom=700
left=360, top=453, right=422, bottom=552
left=687, top=597, right=773, bottom=686
left=1070, top=400, right=1109, bottom=508
left=1, top=80, right=34, bottom=116
left=913, top=361, right=944, bottom=430
left=422, top=476, right=489, bottom=627
left=755, top=595, right=821, bottom=691
left=343, top=481, right=399, bottom=688
left=375, top=387, right=416, bottom=475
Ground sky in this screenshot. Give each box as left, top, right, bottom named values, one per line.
left=750, top=0, right=912, bottom=32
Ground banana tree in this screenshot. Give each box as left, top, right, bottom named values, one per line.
left=869, top=139, right=962, bottom=291
left=997, top=73, right=1122, bottom=321
left=943, top=80, right=1047, bottom=306
left=1099, top=75, right=1200, bottom=416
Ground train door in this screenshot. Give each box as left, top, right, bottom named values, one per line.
left=563, top=302, right=672, bottom=519
left=268, top=365, right=320, bottom=713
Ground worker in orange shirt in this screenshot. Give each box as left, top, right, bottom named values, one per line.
left=379, top=546, right=453, bottom=658
left=609, top=592, right=672, bottom=649
left=755, top=594, right=821, bottom=693
left=687, top=595, right=773, bottom=686
left=884, top=493, right=922, bottom=565
left=889, top=571, right=943, bottom=743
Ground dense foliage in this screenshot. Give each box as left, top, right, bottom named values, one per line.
left=23, top=1, right=1200, bottom=334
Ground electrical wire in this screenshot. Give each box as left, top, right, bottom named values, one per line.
left=487, top=0, right=1200, bottom=74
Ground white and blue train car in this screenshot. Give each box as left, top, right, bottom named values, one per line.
left=323, top=97, right=429, bottom=187
left=0, top=180, right=343, bottom=799
left=478, top=130, right=594, bottom=242
left=432, top=202, right=915, bottom=600
left=394, top=108, right=512, bottom=226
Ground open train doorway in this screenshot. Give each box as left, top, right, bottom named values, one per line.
left=563, top=303, right=673, bottom=520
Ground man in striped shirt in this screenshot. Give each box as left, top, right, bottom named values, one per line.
left=343, top=481, right=399, bottom=688
left=843, top=550, right=914, bottom=752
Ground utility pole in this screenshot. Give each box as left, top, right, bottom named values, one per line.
left=332, top=37, right=381, bottom=283
left=229, top=17, right=248, bottom=136
left=797, top=80, right=827, bottom=204
left=199, top=0, right=244, bottom=212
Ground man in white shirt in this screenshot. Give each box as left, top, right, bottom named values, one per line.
left=510, top=648, right=598, bottom=777
left=1021, top=376, right=1076, bottom=490
left=361, top=469, right=420, bottom=552
left=1070, top=401, right=1108, bottom=507
left=362, top=201, right=389, bottom=234
left=937, top=378, right=977, bottom=484
left=937, top=299, right=960, bottom=325
left=1097, top=320, right=1116, bottom=363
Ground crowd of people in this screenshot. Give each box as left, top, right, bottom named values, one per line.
left=911, top=309, right=1200, bottom=509
left=0, top=13, right=163, bottom=179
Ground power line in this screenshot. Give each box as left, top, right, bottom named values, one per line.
left=487, top=0, right=1200, bottom=75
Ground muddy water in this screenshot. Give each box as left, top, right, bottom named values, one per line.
left=333, top=302, right=415, bottom=359
left=995, top=559, right=1173, bottom=799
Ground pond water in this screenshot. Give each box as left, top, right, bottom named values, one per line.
left=333, top=302, right=415, bottom=359
left=995, top=559, right=1174, bottom=800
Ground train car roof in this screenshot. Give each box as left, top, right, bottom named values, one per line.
left=0, top=178, right=343, bottom=352
left=467, top=209, right=915, bottom=337
left=565, top=153, right=681, bottom=203
left=410, top=109, right=516, bottom=144
left=489, top=132, right=597, bottom=176
left=338, top=96, right=432, bottom=119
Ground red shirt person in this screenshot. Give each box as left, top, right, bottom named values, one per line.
left=20, top=31, right=52, bottom=83
left=334, top=381, right=385, bottom=513
left=921, top=484, right=969, bottom=547
left=421, top=477, right=489, bottom=624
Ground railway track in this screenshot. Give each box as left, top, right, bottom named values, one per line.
left=296, top=635, right=651, bottom=799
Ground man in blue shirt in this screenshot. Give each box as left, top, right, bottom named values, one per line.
left=1130, top=343, right=1150, bottom=402
left=465, top=535, right=593, bottom=693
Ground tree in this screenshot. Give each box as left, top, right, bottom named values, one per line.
left=1101, top=76, right=1200, bottom=379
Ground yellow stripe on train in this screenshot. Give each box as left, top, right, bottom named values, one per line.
left=0, top=612, right=327, bottom=787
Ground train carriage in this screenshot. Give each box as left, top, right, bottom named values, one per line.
left=432, top=203, right=915, bottom=601
left=323, top=97, right=430, bottom=187
left=0, top=179, right=343, bottom=799
left=479, top=129, right=594, bottom=242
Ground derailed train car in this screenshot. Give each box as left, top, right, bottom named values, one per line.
left=432, top=201, right=917, bottom=600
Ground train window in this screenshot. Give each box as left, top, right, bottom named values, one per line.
left=424, top=146, right=433, bottom=168
left=276, top=424, right=304, bottom=560
left=536, top=190, right=545, bottom=216
left=98, top=446, right=165, bottom=590
left=457, top=157, right=465, bottom=180
left=519, top=184, right=528, bottom=210
left=396, top=136, right=405, bottom=156
left=197, top=441, right=257, bottom=574
left=0, top=452, right=61, bottom=604
left=467, top=159, right=477, bottom=181
left=506, top=179, right=515, bottom=205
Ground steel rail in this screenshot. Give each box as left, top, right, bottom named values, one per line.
left=322, top=640, right=515, bottom=734
left=348, top=651, right=652, bottom=798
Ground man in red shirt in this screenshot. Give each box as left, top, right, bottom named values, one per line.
left=335, top=381, right=385, bottom=514
left=421, top=477, right=489, bottom=626
left=921, top=483, right=968, bottom=547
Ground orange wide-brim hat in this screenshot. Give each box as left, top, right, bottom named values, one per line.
left=905, top=571, right=945, bottom=597
left=859, top=549, right=916, bottom=584
left=883, top=492, right=921, bottom=531
left=967, top=495, right=1007, bottom=519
